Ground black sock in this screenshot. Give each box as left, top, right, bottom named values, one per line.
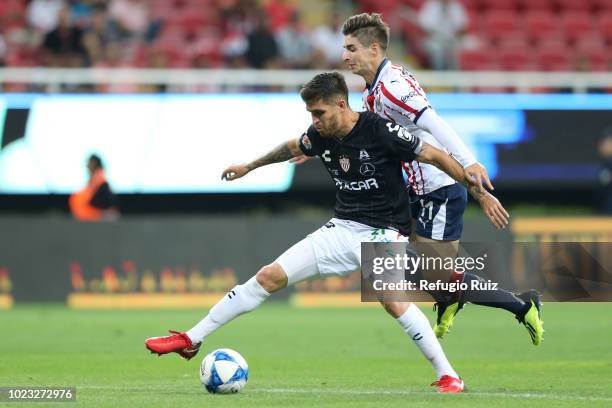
left=461, top=273, right=527, bottom=316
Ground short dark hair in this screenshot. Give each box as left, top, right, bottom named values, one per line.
left=88, top=154, right=103, bottom=169
left=299, top=72, right=349, bottom=105
left=342, top=13, right=390, bottom=51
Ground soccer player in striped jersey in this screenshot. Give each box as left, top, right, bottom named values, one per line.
left=341, top=13, right=543, bottom=345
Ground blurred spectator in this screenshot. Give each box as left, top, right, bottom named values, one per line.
left=311, top=12, right=344, bottom=69
left=275, top=11, right=313, bottom=69
left=418, top=0, right=468, bottom=70
left=42, top=5, right=87, bottom=67
left=69, top=154, right=119, bottom=221
left=109, top=0, right=153, bottom=41
left=27, top=0, right=64, bottom=33
left=82, top=3, right=120, bottom=65
left=245, top=11, right=279, bottom=69
left=598, top=128, right=612, bottom=214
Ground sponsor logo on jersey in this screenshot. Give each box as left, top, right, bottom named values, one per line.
left=321, top=150, right=331, bottom=162
left=359, top=163, right=376, bottom=176
left=333, top=177, right=379, bottom=191
left=401, top=92, right=417, bottom=103
left=301, top=134, right=312, bottom=150
left=359, top=149, right=370, bottom=161
left=339, top=155, right=350, bottom=172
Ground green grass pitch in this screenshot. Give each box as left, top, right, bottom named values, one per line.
left=1, top=303, right=611, bottom=407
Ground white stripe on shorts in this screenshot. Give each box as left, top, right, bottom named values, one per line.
left=431, top=198, right=449, bottom=240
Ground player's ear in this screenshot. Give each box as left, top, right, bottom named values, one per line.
left=370, top=42, right=379, bottom=56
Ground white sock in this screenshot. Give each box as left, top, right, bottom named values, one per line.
left=186, top=276, right=270, bottom=343
left=396, top=304, right=459, bottom=379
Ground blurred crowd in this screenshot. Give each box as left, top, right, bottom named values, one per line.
left=0, top=0, right=610, bottom=92
left=0, top=0, right=351, bottom=72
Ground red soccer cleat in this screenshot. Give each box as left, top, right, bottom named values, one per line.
left=145, top=330, right=201, bottom=360
left=431, top=375, right=465, bottom=393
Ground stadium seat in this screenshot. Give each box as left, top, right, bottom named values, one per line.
left=458, top=48, right=495, bottom=70
left=537, top=40, right=573, bottom=70
left=519, top=0, right=554, bottom=11
left=525, top=11, right=560, bottom=42
left=556, top=0, right=593, bottom=12
left=477, top=0, right=519, bottom=12
left=562, top=12, right=595, bottom=43
left=574, top=36, right=609, bottom=71
left=598, top=13, right=612, bottom=42
left=482, top=10, right=521, bottom=41
left=498, top=45, right=534, bottom=71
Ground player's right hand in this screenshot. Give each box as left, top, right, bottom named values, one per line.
left=221, top=164, right=250, bottom=181
left=289, top=155, right=312, bottom=165
left=478, top=192, right=509, bottom=229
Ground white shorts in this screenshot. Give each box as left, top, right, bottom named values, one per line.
left=275, top=218, right=408, bottom=286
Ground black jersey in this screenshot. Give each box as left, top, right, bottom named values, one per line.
left=299, top=111, right=423, bottom=235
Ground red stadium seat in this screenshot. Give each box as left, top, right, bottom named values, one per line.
left=519, top=0, right=554, bottom=11
left=525, top=11, right=560, bottom=42
left=482, top=10, right=521, bottom=41
left=562, top=12, right=595, bottom=43
left=498, top=45, right=534, bottom=70
left=556, top=0, right=593, bottom=12
left=575, top=47, right=609, bottom=71
left=592, top=0, right=612, bottom=11
left=458, top=47, right=495, bottom=70
left=477, top=0, right=519, bottom=12
left=598, top=13, right=612, bottom=42
left=537, top=40, right=573, bottom=70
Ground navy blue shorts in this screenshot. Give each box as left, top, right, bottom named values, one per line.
left=410, top=183, right=467, bottom=241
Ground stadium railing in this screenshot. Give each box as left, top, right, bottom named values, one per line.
left=0, top=68, right=611, bottom=93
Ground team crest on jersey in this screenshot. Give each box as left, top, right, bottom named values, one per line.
left=301, top=134, right=312, bottom=150
left=375, top=94, right=382, bottom=112
left=359, top=149, right=370, bottom=161
left=339, top=155, right=351, bottom=172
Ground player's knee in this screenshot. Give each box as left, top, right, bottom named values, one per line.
left=255, top=263, right=288, bottom=293
left=381, top=301, right=412, bottom=318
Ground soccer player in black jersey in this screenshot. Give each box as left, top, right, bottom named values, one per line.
left=145, top=72, right=507, bottom=393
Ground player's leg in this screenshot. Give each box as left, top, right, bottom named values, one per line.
left=414, top=184, right=543, bottom=343
left=145, top=236, right=319, bottom=359
left=363, top=227, right=463, bottom=392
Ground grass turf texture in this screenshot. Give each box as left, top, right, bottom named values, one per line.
left=1, top=303, right=611, bottom=407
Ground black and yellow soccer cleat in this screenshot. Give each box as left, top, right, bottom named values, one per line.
left=516, top=290, right=544, bottom=345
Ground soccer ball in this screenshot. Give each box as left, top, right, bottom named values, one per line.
left=200, top=348, right=249, bottom=394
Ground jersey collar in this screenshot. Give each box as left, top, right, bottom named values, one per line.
left=367, top=58, right=390, bottom=94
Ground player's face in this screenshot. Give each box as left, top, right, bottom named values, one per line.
left=342, top=35, right=374, bottom=76
left=306, top=99, right=342, bottom=137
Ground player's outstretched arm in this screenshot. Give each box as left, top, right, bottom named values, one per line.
left=415, top=143, right=509, bottom=229
left=418, top=109, right=494, bottom=192
left=221, top=138, right=302, bottom=181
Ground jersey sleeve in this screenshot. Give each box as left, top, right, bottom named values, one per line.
left=379, top=71, right=430, bottom=125
left=375, top=116, right=423, bottom=162
left=298, top=126, right=324, bottom=157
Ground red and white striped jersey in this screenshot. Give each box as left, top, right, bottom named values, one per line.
left=362, top=59, right=455, bottom=195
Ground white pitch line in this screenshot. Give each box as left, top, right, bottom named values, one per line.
left=251, top=387, right=612, bottom=402
left=77, top=385, right=612, bottom=402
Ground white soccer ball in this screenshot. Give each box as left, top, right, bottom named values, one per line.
left=200, top=348, right=249, bottom=394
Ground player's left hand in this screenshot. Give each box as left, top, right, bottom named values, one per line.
left=221, top=164, right=250, bottom=181
left=464, top=163, right=493, bottom=192
left=478, top=192, right=509, bottom=229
